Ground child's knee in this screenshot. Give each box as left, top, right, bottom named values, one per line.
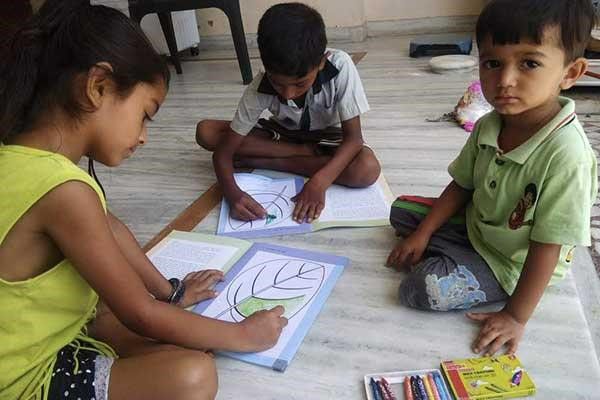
left=170, top=350, right=218, bottom=400
left=195, top=120, right=218, bottom=151
left=399, top=263, right=489, bottom=312
left=398, top=274, right=435, bottom=310
left=347, top=148, right=381, bottom=187
left=399, top=260, right=456, bottom=311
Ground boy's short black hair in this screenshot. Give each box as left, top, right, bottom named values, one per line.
left=257, top=2, right=327, bottom=77
left=476, top=0, right=596, bottom=63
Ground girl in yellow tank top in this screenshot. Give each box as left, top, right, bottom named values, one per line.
left=0, top=2, right=286, bottom=399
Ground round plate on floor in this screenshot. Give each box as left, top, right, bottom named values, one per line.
left=429, top=55, right=478, bottom=74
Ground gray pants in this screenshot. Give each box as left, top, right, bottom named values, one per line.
left=391, top=206, right=508, bottom=311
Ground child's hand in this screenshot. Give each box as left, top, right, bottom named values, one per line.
left=240, top=305, right=288, bottom=352
left=228, top=190, right=266, bottom=221
left=386, top=231, right=429, bottom=270
left=291, top=179, right=326, bottom=223
left=467, top=310, right=525, bottom=356
left=179, top=270, right=224, bottom=308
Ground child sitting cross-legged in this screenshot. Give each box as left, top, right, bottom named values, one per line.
left=0, top=2, right=287, bottom=399
left=196, top=2, right=381, bottom=224
left=387, top=0, right=597, bottom=357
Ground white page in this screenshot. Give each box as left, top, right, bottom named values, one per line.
left=199, top=250, right=336, bottom=359
left=223, top=174, right=300, bottom=234
left=149, top=238, right=239, bottom=280
left=318, top=182, right=390, bottom=222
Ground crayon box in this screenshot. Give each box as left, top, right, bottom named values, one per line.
left=440, top=354, right=535, bottom=399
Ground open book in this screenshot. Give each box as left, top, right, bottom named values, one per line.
left=217, top=172, right=395, bottom=238
left=147, top=230, right=347, bottom=371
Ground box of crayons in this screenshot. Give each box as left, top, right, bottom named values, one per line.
left=440, top=354, right=535, bottom=399
left=364, top=369, right=452, bottom=400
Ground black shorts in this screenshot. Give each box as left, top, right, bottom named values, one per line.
left=256, top=118, right=343, bottom=148
left=47, top=343, right=113, bottom=400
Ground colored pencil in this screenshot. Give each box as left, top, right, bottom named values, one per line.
left=427, top=374, right=441, bottom=400
left=416, top=375, right=429, bottom=400
left=433, top=371, right=451, bottom=400
left=370, top=377, right=383, bottom=400
left=422, top=375, right=434, bottom=400
left=403, top=376, right=414, bottom=400
left=376, top=380, right=389, bottom=400
left=380, top=377, right=397, bottom=400
left=411, top=376, right=423, bottom=400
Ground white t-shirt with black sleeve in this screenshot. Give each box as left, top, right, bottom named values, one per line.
left=230, top=48, right=370, bottom=136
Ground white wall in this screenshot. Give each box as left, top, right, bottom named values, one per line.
left=196, top=0, right=486, bottom=37
left=196, top=0, right=364, bottom=36
left=365, top=0, right=488, bottom=21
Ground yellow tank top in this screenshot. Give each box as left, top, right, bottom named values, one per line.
left=0, top=145, right=116, bottom=400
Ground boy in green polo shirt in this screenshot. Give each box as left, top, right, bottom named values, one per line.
left=387, top=0, right=597, bottom=356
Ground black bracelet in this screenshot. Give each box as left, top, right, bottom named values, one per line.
left=167, top=278, right=185, bottom=305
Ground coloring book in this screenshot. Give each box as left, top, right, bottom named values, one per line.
left=217, top=172, right=395, bottom=238
left=147, top=230, right=347, bottom=371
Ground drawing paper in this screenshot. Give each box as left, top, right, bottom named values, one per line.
left=217, top=172, right=394, bottom=238
left=193, top=242, right=347, bottom=371
left=147, top=231, right=347, bottom=371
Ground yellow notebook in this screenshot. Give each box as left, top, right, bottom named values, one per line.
left=441, top=355, right=535, bottom=399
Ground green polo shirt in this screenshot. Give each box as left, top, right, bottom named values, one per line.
left=448, top=97, right=597, bottom=294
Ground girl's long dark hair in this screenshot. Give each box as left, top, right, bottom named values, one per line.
left=0, top=0, right=170, bottom=142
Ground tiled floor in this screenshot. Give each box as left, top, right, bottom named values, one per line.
left=581, top=117, right=600, bottom=275
left=92, top=35, right=600, bottom=399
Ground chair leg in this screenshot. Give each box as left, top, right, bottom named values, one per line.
left=157, top=12, right=183, bottom=74
left=128, top=2, right=143, bottom=24
left=221, top=0, right=253, bottom=84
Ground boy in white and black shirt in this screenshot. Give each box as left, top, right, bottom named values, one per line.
left=196, top=3, right=380, bottom=224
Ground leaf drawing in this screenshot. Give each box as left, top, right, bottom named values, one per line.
left=236, top=294, right=305, bottom=318
left=217, top=258, right=326, bottom=321
left=228, top=190, right=293, bottom=231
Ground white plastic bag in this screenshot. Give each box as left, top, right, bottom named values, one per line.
left=454, top=81, right=493, bottom=132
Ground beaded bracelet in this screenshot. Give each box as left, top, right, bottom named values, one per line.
left=167, top=278, right=185, bottom=305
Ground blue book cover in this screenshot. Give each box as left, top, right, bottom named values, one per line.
left=192, top=242, right=347, bottom=371
left=217, top=174, right=310, bottom=239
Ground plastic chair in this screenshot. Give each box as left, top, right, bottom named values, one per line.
left=128, top=0, right=253, bottom=84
